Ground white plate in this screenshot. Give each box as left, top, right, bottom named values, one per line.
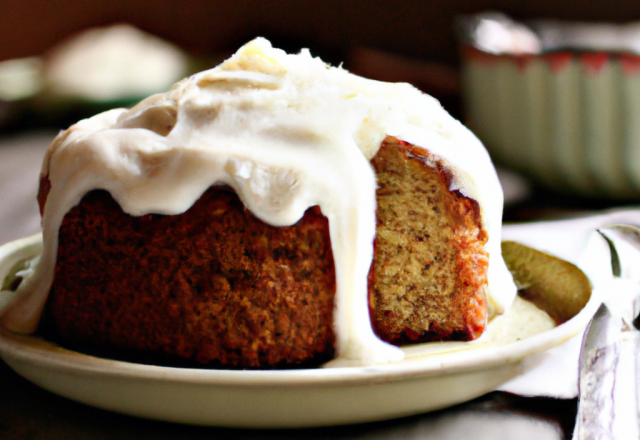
left=0, top=230, right=601, bottom=428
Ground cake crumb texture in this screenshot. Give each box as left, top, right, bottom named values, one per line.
left=41, top=185, right=336, bottom=368
left=369, top=137, right=488, bottom=344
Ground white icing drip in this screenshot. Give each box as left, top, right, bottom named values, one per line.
left=1, top=38, right=517, bottom=366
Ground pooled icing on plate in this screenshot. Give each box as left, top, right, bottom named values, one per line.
left=1, top=38, right=517, bottom=366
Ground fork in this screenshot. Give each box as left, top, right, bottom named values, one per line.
left=573, top=224, right=640, bottom=439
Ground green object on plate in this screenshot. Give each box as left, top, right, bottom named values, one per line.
left=502, top=240, right=592, bottom=324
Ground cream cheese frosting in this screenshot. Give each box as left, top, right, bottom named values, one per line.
left=1, top=38, right=517, bottom=366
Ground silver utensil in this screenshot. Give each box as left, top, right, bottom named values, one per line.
left=574, top=225, right=640, bottom=439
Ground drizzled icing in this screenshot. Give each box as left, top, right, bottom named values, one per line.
left=1, top=38, right=517, bottom=366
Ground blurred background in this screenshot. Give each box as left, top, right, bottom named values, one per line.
left=4, top=0, right=640, bottom=245
left=4, top=0, right=640, bottom=116
left=5, top=0, right=640, bottom=118
left=3, top=2, right=640, bottom=438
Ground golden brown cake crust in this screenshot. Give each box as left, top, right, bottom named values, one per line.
left=38, top=136, right=489, bottom=368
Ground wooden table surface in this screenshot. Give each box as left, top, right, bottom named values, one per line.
left=0, top=132, right=587, bottom=439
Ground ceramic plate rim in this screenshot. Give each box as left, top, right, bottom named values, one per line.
left=0, top=233, right=600, bottom=388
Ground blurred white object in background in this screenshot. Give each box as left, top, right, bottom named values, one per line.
left=533, top=20, right=640, bottom=54
left=461, top=13, right=640, bottom=55
left=45, top=24, right=190, bottom=101
left=469, top=13, right=541, bottom=55
left=0, top=58, right=43, bottom=102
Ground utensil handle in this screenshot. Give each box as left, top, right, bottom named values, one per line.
left=574, top=332, right=640, bottom=439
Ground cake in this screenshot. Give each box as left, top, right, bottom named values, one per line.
left=1, top=38, right=517, bottom=368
